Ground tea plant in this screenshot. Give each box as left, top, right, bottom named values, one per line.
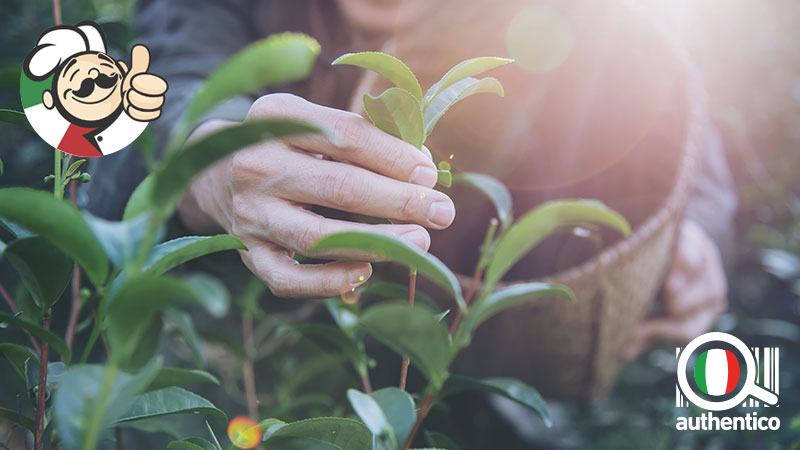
left=0, top=29, right=633, bottom=450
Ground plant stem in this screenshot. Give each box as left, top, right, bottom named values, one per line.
left=33, top=314, right=50, bottom=450
left=51, top=0, right=62, bottom=25
left=242, top=313, right=258, bottom=420
left=402, top=393, right=434, bottom=450
left=448, top=267, right=482, bottom=335
left=64, top=184, right=82, bottom=354
left=449, top=218, right=498, bottom=335
left=399, top=269, right=417, bottom=390
left=360, top=373, right=372, bottom=393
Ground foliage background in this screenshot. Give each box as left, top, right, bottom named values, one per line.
left=1, top=0, right=799, bottom=449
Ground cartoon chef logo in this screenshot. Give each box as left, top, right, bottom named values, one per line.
left=21, top=21, right=167, bottom=157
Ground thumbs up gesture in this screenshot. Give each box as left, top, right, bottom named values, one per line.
left=120, top=44, right=168, bottom=121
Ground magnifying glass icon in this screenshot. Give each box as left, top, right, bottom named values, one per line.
left=677, top=332, right=778, bottom=411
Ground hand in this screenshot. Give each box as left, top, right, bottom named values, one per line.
left=120, top=44, right=168, bottom=121
left=180, top=93, right=455, bottom=298
left=622, top=219, right=728, bottom=360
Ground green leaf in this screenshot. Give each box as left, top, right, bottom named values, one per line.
left=293, top=324, right=367, bottom=374
left=116, top=387, right=226, bottom=423
left=0, top=342, right=39, bottom=380
left=333, top=52, right=423, bottom=101
left=182, top=273, right=231, bottom=319
left=153, top=120, right=321, bottom=215
left=437, top=169, right=452, bottom=188
left=370, top=388, right=416, bottom=447
left=452, top=173, right=512, bottom=230
left=0, top=407, right=34, bottom=432
left=125, top=316, right=164, bottom=371
left=0, top=218, right=35, bottom=238
left=164, top=309, right=206, bottom=369
left=0, top=188, right=108, bottom=286
left=424, top=430, right=461, bottom=450
left=423, top=57, right=513, bottom=108
left=182, top=32, right=320, bottom=130
left=0, top=109, right=32, bottom=130
left=262, top=417, right=372, bottom=450
left=104, top=276, right=204, bottom=367
left=82, top=212, right=152, bottom=269
left=363, top=87, right=424, bottom=149
left=123, top=173, right=155, bottom=221
left=347, top=389, right=395, bottom=446
left=361, top=303, right=452, bottom=389
left=25, top=360, right=67, bottom=401
left=484, top=200, right=631, bottom=293
left=146, top=368, right=219, bottom=392
left=2, top=236, right=73, bottom=310
left=458, top=283, right=574, bottom=343
left=311, top=232, right=464, bottom=310
left=0, top=312, right=70, bottom=362
left=65, top=159, right=87, bottom=177
left=440, top=375, right=551, bottom=427
left=144, top=235, right=247, bottom=277
left=167, top=438, right=218, bottom=450
left=54, top=360, right=162, bottom=450
left=0, top=157, right=3, bottom=176
left=423, top=77, right=503, bottom=136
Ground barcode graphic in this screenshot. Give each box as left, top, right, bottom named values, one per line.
left=675, top=346, right=779, bottom=408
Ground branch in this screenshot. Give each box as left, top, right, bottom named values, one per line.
left=242, top=313, right=258, bottom=419
left=399, top=270, right=416, bottom=390
left=33, top=316, right=50, bottom=450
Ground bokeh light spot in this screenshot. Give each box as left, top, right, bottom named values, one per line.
left=342, top=287, right=361, bottom=304
left=506, top=5, right=573, bottom=73
left=227, top=416, right=261, bottom=449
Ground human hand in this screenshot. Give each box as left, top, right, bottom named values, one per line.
left=120, top=44, right=168, bottom=121
left=622, top=219, right=728, bottom=360
left=180, top=93, right=455, bottom=298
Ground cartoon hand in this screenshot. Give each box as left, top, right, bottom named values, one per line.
left=120, top=44, right=167, bottom=121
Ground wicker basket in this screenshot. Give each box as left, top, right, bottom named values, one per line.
left=453, top=66, right=707, bottom=400
left=340, top=0, right=709, bottom=400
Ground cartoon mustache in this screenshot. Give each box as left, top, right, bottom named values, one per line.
left=72, top=73, right=119, bottom=98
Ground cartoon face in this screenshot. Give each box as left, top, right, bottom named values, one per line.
left=46, top=52, right=124, bottom=124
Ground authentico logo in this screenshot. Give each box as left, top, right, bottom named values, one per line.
left=675, top=332, right=780, bottom=431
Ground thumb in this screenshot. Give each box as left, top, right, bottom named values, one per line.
left=128, top=44, right=151, bottom=77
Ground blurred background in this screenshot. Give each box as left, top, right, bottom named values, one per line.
left=1, top=0, right=799, bottom=448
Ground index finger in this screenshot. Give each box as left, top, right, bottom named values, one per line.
left=247, top=94, right=439, bottom=188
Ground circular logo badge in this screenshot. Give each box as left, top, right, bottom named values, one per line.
left=20, top=21, right=166, bottom=157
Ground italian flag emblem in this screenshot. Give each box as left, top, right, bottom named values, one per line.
left=694, top=348, right=741, bottom=396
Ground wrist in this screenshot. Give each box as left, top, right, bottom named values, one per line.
left=177, top=119, right=237, bottom=233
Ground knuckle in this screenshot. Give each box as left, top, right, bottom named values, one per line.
left=249, top=93, right=303, bottom=119
left=399, top=191, right=422, bottom=219
left=320, top=169, right=365, bottom=208
left=295, top=222, right=323, bottom=254
left=265, top=269, right=292, bottom=298
left=331, top=113, right=368, bottom=151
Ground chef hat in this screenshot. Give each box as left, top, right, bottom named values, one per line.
left=24, top=22, right=107, bottom=80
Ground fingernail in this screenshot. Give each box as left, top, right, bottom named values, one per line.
left=348, top=265, right=371, bottom=286
left=400, top=229, right=430, bottom=250
left=409, top=165, right=438, bottom=187
left=427, top=200, right=455, bottom=228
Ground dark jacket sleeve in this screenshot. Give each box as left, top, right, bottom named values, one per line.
left=87, top=0, right=258, bottom=220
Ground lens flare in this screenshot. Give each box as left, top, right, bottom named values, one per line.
left=227, top=416, right=261, bottom=449
left=342, top=287, right=361, bottom=304
left=506, top=4, right=572, bottom=73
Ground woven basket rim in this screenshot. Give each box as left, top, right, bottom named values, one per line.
left=457, top=52, right=709, bottom=288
